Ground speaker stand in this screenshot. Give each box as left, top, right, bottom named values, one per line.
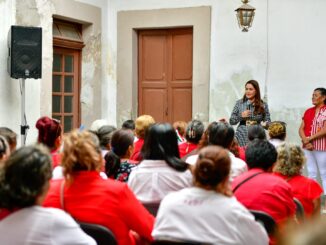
left=20, top=78, right=29, bottom=146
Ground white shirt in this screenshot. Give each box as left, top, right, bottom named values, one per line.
left=269, top=139, right=284, bottom=149
left=128, top=159, right=193, bottom=203
left=186, top=152, right=247, bottom=182
left=153, top=187, right=268, bottom=245
left=0, top=206, right=96, bottom=245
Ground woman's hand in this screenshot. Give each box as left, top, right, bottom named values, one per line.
left=304, top=143, right=314, bottom=151
left=302, top=137, right=311, bottom=145
left=241, top=110, right=251, bottom=118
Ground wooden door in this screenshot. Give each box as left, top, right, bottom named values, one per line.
left=138, top=28, right=193, bottom=123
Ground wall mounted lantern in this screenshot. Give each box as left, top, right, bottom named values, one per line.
left=235, top=0, right=255, bottom=32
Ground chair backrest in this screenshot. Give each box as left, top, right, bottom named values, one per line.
left=250, top=210, right=277, bottom=235
left=78, top=221, right=117, bottom=245
left=293, top=198, right=305, bottom=221
left=143, top=202, right=160, bottom=216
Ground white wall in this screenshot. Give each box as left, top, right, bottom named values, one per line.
left=2, top=0, right=325, bottom=145
left=81, top=0, right=326, bottom=143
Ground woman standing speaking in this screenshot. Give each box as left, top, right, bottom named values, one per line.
left=299, top=87, right=326, bottom=193
left=229, top=80, right=271, bottom=146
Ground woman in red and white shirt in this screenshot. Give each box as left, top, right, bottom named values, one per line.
left=299, top=87, right=326, bottom=192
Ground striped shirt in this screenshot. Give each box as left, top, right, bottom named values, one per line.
left=303, top=105, right=326, bottom=151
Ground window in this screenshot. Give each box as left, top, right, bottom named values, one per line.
left=52, top=20, right=84, bottom=132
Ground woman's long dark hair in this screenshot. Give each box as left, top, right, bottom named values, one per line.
left=105, top=129, right=134, bottom=178
left=141, top=123, right=188, bottom=172
left=242, top=80, right=265, bottom=115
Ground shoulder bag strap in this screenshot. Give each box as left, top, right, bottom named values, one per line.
left=232, top=171, right=264, bottom=193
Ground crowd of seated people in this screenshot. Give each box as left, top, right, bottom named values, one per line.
left=0, top=112, right=325, bottom=245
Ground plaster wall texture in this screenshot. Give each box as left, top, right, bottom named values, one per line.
left=1, top=0, right=326, bottom=146
left=0, top=0, right=101, bottom=146
left=83, top=0, right=326, bottom=143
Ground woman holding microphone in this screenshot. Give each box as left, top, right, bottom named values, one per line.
left=229, top=80, right=271, bottom=147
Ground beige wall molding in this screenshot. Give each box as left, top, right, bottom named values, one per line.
left=117, top=6, right=211, bottom=125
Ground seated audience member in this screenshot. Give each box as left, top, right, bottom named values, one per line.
left=186, top=122, right=247, bottom=182
left=89, top=119, right=108, bottom=132
left=105, top=129, right=136, bottom=182
left=178, top=120, right=204, bottom=158
left=273, top=143, right=322, bottom=218
left=0, top=127, right=17, bottom=152
left=122, top=119, right=135, bottom=131
left=232, top=139, right=295, bottom=225
left=268, top=121, right=286, bottom=148
left=128, top=123, right=192, bottom=204
left=152, top=145, right=268, bottom=244
left=0, top=145, right=95, bottom=244
left=239, top=124, right=267, bottom=161
left=230, top=138, right=246, bottom=161
left=173, top=121, right=187, bottom=144
left=0, top=136, right=10, bottom=164
left=130, top=115, right=155, bottom=162
left=96, top=125, right=116, bottom=157
left=36, top=117, right=63, bottom=168
left=43, top=130, right=154, bottom=245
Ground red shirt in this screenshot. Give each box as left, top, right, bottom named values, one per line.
left=302, top=105, right=326, bottom=150
left=274, top=173, right=323, bottom=217
left=51, top=150, right=61, bottom=168
left=178, top=142, right=198, bottom=158
left=43, top=171, right=154, bottom=245
left=232, top=168, right=295, bottom=224
left=130, top=138, right=144, bottom=162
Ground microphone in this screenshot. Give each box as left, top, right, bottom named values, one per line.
left=246, top=100, right=252, bottom=110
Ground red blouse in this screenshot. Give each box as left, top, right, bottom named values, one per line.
left=178, top=142, right=198, bottom=158
left=302, top=105, right=326, bottom=151
left=130, top=138, right=144, bottom=162
left=43, top=171, right=154, bottom=245
left=274, top=173, right=323, bottom=217
left=232, top=168, right=296, bottom=224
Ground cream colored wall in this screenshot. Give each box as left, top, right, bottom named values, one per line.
left=0, top=0, right=101, bottom=146
left=117, top=7, right=211, bottom=126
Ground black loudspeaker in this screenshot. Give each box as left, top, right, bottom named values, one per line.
left=8, top=26, right=42, bottom=79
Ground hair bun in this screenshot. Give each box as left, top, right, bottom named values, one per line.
left=197, top=158, right=215, bottom=181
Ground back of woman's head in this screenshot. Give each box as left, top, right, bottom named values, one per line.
left=185, top=120, right=205, bottom=144
left=35, top=116, right=62, bottom=149
left=248, top=125, right=266, bottom=141
left=0, top=145, right=52, bottom=209
left=96, top=125, right=116, bottom=149
left=122, top=120, right=135, bottom=130
left=62, top=130, right=102, bottom=179
left=0, top=127, right=17, bottom=152
left=173, top=121, right=187, bottom=137
left=142, top=123, right=188, bottom=171
left=194, top=146, right=230, bottom=188
left=135, top=115, right=155, bottom=139
left=246, top=139, right=277, bottom=171
left=268, top=121, right=286, bottom=140
left=274, top=143, right=305, bottom=176
left=207, top=121, right=235, bottom=149
left=0, top=136, right=9, bottom=161
left=105, top=129, right=134, bottom=177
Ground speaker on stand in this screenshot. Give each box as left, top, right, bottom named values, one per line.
left=7, top=25, right=42, bottom=146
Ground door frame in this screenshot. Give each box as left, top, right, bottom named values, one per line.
left=117, top=6, right=211, bottom=126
